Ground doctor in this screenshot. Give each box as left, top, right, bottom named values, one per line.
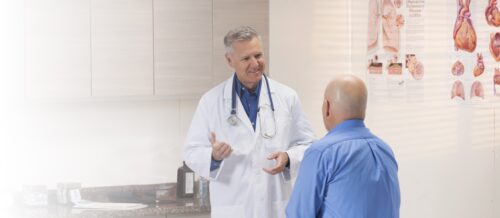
left=184, top=26, right=315, bottom=218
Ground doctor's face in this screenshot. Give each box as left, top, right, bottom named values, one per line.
left=226, top=37, right=266, bottom=90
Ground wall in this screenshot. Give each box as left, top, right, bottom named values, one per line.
left=0, top=0, right=268, bottom=192
left=2, top=0, right=498, bottom=216
left=270, top=0, right=499, bottom=217
left=495, top=110, right=500, bottom=216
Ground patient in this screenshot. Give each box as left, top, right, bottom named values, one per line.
left=286, top=75, right=401, bottom=218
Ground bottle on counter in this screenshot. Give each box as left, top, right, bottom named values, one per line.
left=177, top=161, right=195, bottom=198
left=196, top=177, right=208, bottom=198
left=56, top=182, right=81, bottom=205
left=197, top=177, right=210, bottom=206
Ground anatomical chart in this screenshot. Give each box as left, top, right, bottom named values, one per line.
left=367, top=0, right=426, bottom=103
left=450, top=0, right=499, bottom=104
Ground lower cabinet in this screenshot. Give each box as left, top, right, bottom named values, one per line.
left=167, top=214, right=210, bottom=218
left=139, top=213, right=210, bottom=218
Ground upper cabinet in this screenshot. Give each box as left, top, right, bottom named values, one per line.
left=91, top=0, right=154, bottom=97
left=153, top=0, right=213, bottom=97
left=24, top=0, right=268, bottom=99
left=25, top=0, right=92, bottom=98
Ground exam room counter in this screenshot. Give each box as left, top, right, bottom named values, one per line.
left=12, top=183, right=211, bottom=218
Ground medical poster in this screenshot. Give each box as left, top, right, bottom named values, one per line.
left=449, top=0, right=499, bottom=105
left=366, top=0, right=426, bottom=103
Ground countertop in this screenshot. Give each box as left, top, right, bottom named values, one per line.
left=11, top=183, right=210, bottom=218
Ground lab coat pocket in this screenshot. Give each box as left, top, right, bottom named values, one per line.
left=224, top=122, right=252, bottom=155
left=264, top=113, right=292, bottom=150
left=211, top=205, right=245, bottom=218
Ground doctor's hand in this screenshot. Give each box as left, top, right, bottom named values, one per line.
left=210, top=132, right=233, bottom=161
left=263, top=151, right=289, bottom=175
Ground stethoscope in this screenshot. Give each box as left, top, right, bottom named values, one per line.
left=227, top=73, right=276, bottom=139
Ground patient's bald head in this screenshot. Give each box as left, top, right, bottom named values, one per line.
left=322, top=75, right=367, bottom=131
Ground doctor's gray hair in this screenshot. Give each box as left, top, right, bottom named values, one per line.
left=224, top=26, right=261, bottom=53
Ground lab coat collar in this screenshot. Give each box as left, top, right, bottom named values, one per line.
left=222, top=74, right=254, bottom=132
left=222, top=73, right=276, bottom=134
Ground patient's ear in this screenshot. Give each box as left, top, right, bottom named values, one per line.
left=323, top=99, right=330, bottom=117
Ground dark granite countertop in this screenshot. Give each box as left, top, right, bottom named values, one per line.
left=12, top=183, right=210, bottom=218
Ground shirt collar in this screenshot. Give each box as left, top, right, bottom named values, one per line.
left=327, top=119, right=366, bottom=136
left=235, top=74, right=262, bottom=97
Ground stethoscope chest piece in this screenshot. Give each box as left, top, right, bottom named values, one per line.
left=227, top=74, right=276, bottom=139
left=227, top=114, right=238, bottom=126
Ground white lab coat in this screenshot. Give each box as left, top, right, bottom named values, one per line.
left=184, top=75, right=315, bottom=218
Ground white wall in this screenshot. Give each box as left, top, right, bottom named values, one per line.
left=15, top=100, right=195, bottom=187
left=495, top=110, right=500, bottom=216
left=2, top=0, right=498, bottom=216
left=270, top=0, right=499, bottom=217
left=0, top=0, right=192, bottom=190
left=1, top=0, right=268, bottom=192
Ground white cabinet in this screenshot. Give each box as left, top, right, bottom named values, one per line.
left=166, top=214, right=211, bottom=218
left=25, top=0, right=91, bottom=98
left=153, top=0, right=213, bottom=97
left=91, top=0, right=154, bottom=97
left=24, top=0, right=268, bottom=99
left=212, top=0, right=269, bottom=83
left=141, top=214, right=210, bottom=218
left=154, top=0, right=269, bottom=97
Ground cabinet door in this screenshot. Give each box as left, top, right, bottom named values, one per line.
left=212, top=0, right=269, bottom=83
left=165, top=213, right=211, bottom=218
left=153, top=0, right=213, bottom=97
left=25, top=0, right=91, bottom=98
left=91, top=0, right=154, bottom=96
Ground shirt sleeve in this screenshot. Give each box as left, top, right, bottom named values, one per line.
left=210, top=158, right=222, bottom=171
left=286, top=148, right=328, bottom=218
